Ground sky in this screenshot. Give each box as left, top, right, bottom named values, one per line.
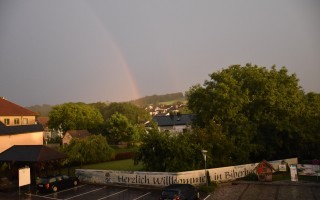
left=0, top=0, right=319, bottom=106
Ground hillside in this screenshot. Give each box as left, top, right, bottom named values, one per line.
left=26, top=92, right=187, bottom=116
left=130, top=92, right=185, bottom=107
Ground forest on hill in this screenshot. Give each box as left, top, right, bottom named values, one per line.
left=130, top=92, right=185, bottom=107
left=26, top=92, right=185, bottom=116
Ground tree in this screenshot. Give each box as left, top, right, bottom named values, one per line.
left=298, top=92, right=320, bottom=159
left=187, top=64, right=309, bottom=162
left=135, top=128, right=203, bottom=172
left=102, top=102, right=151, bottom=124
left=106, top=112, right=141, bottom=144
left=48, top=102, right=104, bottom=133
left=61, top=134, right=114, bottom=166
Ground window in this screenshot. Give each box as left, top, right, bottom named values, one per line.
left=22, top=118, right=28, bottom=125
left=4, top=118, right=10, bottom=125
left=14, top=118, right=20, bottom=125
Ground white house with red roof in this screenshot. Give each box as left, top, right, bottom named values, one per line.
left=0, top=97, right=44, bottom=153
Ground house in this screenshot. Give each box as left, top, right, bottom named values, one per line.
left=255, top=160, right=276, bottom=182
left=62, top=130, right=91, bottom=145
left=37, top=116, right=62, bottom=143
left=146, top=114, right=195, bottom=133
left=0, top=97, right=44, bottom=153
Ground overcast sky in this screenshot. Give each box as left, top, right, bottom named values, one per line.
left=1, top=0, right=319, bottom=106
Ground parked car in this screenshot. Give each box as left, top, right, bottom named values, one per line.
left=36, top=175, right=79, bottom=192
left=159, top=184, right=199, bottom=200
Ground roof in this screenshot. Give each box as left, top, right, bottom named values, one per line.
left=0, top=97, right=37, bottom=116
left=65, top=130, right=91, bottom=139
left=0, top=145, right=67, bottom=162
left=0, top=122, right=44, bottom=135
left=255, top=160, right=277, bottom=171
left=150, top=114, right=195, bottom=126
left=37, top=117, right=49, bottom=127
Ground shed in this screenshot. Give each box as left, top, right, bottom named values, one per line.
left=0, top=145, right=67, bottom=181
left=255, top=160, right=276, bottom=182
left=62, top=130, right=91, bottom=145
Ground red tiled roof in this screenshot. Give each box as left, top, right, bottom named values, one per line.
left=0, top=97, right=37, bottom=116
left=37, top=117, right=49, bottom=127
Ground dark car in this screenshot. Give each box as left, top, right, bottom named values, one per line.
left=36, top=175, right=79, bottom=192
left=159, top=184, right=199, bottom=200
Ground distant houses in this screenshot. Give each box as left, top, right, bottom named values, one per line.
left=145, top=103, right=188, bottom=116
left=146, top=114, right=195, bottom=133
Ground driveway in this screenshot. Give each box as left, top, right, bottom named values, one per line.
left=208, top=181, right=320, bottom=200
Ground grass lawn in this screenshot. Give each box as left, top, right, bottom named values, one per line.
left=82, top=159, right=144, bottom=171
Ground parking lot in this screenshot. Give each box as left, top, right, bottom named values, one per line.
left=15, top=184, right=210, bottom=200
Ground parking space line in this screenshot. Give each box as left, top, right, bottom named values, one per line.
left=43, top=184, right=87, bottom=197
left=28, top=193, right=63, bottom=200
left=97, top=189, right=128, bottom=200
left=203, top=194, right=211, bottom=200
left=64, top=186, right=106, bottom=200
left=132, top=192, right=151, bottom=200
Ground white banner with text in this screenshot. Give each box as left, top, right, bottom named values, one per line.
left=76, top=158, right=297, bottom=187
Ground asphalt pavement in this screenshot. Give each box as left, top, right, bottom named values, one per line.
left=0, top=180, right=319, bottom=200
left=208, top=180, right=320, bottom=200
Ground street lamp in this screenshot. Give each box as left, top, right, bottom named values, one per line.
left=201, top=150, right=208, bottom=186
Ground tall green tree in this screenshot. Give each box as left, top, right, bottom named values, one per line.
left=298, top=92, right=320, bottom=159
left=187, top=64, right=308, bottom=162
left=106, top=112, right=141, bottom=144
left=135, top=128, right=203, bottom=172
left=48, top=102, right=104, bottom=133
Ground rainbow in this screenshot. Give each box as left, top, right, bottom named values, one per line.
left=83, top=2, right=141, bottom=101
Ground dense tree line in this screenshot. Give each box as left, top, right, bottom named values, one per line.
left=48, top=102, right=150, bottom=145
left=186, top=64, right=320, bottom=164
left=47, top=64, right=320, bottom=172
left=136, top=64, right=320, bottom=172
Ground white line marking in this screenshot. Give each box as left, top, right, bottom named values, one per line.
left=64, top=186, right=106, bottom=200
left=203, top=194, right=211, bottom=200
left=97, top=189, right=128, bottom=200
left=27, top=193, right=63, bottom=200
left=132, top=192, right=152, bottom=200
left=43, top=184, right=87, bottom=197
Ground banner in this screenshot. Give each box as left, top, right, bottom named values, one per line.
left=297, top=164, right=320, bottom=176
left=76, top=158, right=297, bottom=187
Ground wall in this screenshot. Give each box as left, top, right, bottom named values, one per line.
left=76, top=158, right=297, bottom=187
left=0, top=131, right=43, bottom=153
left=0, top=116, right=36, bottom=126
